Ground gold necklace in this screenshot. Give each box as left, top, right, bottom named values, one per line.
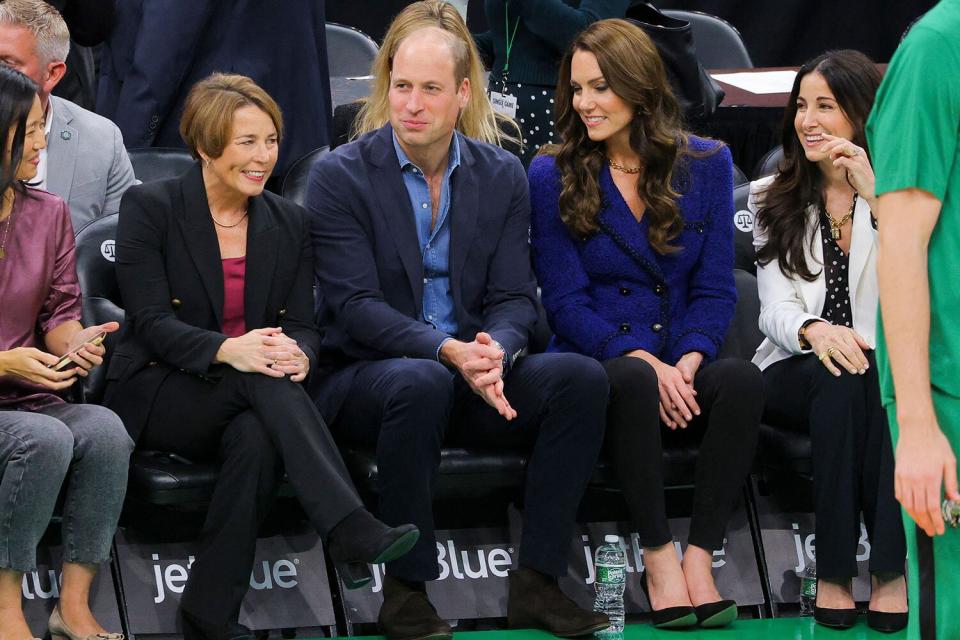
left=0, top=194, right=15, bottom=260
left=608, top=157, right=642, bottom=174
left=211, top=207, right=248, bottom=229
left=826, top=193, right=858, bottom=241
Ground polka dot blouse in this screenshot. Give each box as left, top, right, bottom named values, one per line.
left=817, top=209, right=853, bottom=327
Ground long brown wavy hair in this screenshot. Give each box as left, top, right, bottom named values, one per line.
left=754, top=50, right=881, bottom=281
left=550, top=19, right=696, bottom=254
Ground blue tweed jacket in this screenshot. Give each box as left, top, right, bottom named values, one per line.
left=529, top=137, right=736, bottom=365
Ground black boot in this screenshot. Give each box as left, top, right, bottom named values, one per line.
left=327, top=508, right=420, bottom=589
left=507, top=567, right=611, bottom=637
left=378, top=576, right=453, bottom=640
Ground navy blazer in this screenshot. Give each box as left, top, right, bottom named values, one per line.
left=96, top=0, right=331, bottom=175
left=104, top=164, right=320, bottom=441
left=306, top=125, right=538, bottom=421
left=529, top=138, right=736, bottom=365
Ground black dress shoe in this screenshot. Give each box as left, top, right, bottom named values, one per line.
left=507, top=566, right=611, bottom=637
left=379, top=576, right=452, bottom=640
left=638, top=570, right=698, bottom=629
left=327, top=508, right=420, bottom=589
left=694, top=599, right=738, bottom=628
left=814, top=605, right=859, bottom=629
left=867, top=610, right=908, bottom=633
left=180, top=609, right=254, bottom=640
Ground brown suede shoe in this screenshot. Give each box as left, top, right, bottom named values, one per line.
left=507, top=567, right=611, bottom=637
left=378, top=576, right=453, bottom=640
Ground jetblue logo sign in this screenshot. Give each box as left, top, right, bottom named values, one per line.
left=115, top=526, right=335, bottom=633
left=343, top=504, right=763, bottom=624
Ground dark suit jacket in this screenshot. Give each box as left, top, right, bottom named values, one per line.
left=95, top=0, right=331, bottom=175
left=104, top=164, right=320, bottom=440
left=306, top=125, right=539, bottom=422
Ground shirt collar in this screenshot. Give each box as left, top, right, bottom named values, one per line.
left=392, top=130, right=461, bottom=177
left=44, top=99, right=54, bottom=136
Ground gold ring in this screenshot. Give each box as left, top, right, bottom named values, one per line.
left=844, top=146, right=860, bottom=158
left=827, top=346, right=838, bottom=355
left=818, top=352, right=829, bottom=362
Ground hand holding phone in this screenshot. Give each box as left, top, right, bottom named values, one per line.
left=49, top=331, right=107, bottom=371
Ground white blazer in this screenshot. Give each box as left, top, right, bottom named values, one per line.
left=749, top=175, right=879, bottom=371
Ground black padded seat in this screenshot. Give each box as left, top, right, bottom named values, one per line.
left=127, top=451, right=220, bottom=505
left=662, top=9, right=753, bottom=69
left=758, top=424, right=812, bottom=478
left=326, top=22, right=378, bottom=78
left=128, top=147, right=196, bottom=184
left=280, top=146, right=329, bottom=208
left=753, top=145, right=784, bottom=180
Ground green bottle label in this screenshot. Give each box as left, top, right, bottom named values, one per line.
left=801, top=577, right=817, bottom=598
left=597, top=565, right=625, bottom=585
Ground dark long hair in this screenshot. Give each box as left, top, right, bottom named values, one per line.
left=754, top=50, right=881, bottom=281
left=551, top=19, right=710, bottom=254
left=0, top=65, right=39, bottom=199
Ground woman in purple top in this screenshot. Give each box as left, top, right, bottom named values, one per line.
left=529, top=20, right=762, bottom=629
left=0, top=67, right=131, bottom=640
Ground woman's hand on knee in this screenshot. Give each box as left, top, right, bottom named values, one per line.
left=806, top=322, right=871, bottom=376
left=261, top=334, right=310, bottom=382
left=628, top=350, right=699, bottom=428
left=0, top=347, right=78, bottom=390
left=215, top=328, right=287, bottom=378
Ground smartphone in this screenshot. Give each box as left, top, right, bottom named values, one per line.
left=49, top=331, right=107, bottom=371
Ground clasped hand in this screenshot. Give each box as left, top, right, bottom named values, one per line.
left=629, top=350, right=702, bottom=429
left=217, top=327, right=309, bottom=382
left=441, top=332, right=517, bottom=420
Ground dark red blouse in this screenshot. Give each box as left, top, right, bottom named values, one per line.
left=221, top=256, right=247, bottom=338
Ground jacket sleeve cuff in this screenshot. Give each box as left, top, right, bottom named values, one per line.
left=598, top=333, right=645, bottom=361
left=675, top=331, right=720, bottom=363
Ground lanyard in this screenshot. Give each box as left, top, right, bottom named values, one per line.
left=502, top=3, right=521, bottom=80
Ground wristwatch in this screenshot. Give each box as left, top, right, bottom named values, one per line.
left=489, top=339, right=510, bottom=378
left=798, top=319, right=821, bottom=351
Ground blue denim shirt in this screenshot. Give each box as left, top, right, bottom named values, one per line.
left=393, top=133, right=461, bottom=342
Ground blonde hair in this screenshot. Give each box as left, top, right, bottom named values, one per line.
left=0, top=0, right=70, bottom=65
left=180, top=73, right=283, bottom=159
left=353, top=0, right=518, bottom=149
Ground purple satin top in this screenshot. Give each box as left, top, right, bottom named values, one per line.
left=0, top=188, right=81, bottom=410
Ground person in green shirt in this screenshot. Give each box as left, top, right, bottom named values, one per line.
left=869, top=0, right=960, bottom=637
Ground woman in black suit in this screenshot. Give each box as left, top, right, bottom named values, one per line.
left=103, top=74, right=418, bottom=640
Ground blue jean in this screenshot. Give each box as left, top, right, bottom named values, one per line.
left=0, top=403, right=133, bottom=572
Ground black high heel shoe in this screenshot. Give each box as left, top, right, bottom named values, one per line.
left=327, top=508, right=420, bottom=589
left=813, top=580, right=858, bottom=630
left=639, top=570, right=698, bottom=629
left=867, top=610, right=908, bottom=633
left=694, top=599, right=738, bottom=628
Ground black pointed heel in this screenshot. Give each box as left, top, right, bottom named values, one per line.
left=813, top=579, right=858, bottom=629
left=694, top=599, right=738, bottom=627
left=867, top=610, right=908, bottom=633
left=639, top=570, right=698, bottom=629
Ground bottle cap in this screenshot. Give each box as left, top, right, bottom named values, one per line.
left=604, top=534, right=620, bottom=544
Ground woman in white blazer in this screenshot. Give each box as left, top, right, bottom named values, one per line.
left=751, top=50, right=906, bottom=633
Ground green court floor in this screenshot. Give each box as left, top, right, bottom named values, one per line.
left=328, top=618, right=906, bottom=639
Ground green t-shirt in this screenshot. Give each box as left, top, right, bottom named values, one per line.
left=867, top=0, right=960, bottom=407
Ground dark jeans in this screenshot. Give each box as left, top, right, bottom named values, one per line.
left=331, top=352, right=608, bottom=581
left=137, top=367, right=363, bottom=625
left=763, top=352, right=906, bottom=579
left=602, top=357, right=762, bottom=551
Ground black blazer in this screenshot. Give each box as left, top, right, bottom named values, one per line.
left=104, top=164, right=320, bottom=441
left=306, top=125, right=538, bottom=422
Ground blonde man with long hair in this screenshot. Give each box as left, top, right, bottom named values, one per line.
left=353, top=0, right=519, bottom=151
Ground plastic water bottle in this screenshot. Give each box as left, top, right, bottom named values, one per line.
left=593, top=534, right=626, bottom=633
left=799, top=561, right=817, bottom=616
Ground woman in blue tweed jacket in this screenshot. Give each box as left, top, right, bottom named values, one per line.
left=530, top=20, right=761, bottom=630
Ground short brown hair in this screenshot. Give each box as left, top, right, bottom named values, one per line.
left=179, top=73, right=283, bottom=159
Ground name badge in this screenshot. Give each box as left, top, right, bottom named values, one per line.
left=489, top=91, right=518, bottom=118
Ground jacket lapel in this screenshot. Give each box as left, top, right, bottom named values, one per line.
left=798, top=204, right=826, bottom=316
left=449, top=133, right=476, bottom=314
left=243, top=195, right=278, bottom=329
left=178, top=164, right=225, bottom=327
left=596, top=166, right=665, bottom=285
left=45, top=97, right=78, bottom=201
left=847, top=195, right=875, bottom=304
left=368, top=125, right=424, bottom=309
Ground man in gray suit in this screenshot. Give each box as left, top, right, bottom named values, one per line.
left=0, top=0, right=134, bottom=231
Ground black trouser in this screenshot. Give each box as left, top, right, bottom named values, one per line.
left=602, top=357, right=762, bottom=551
left=331, top=352, right=608, bottom=581
left=137, top=367, right=363, bottom=624
left=763, top=352, right=906, bottom=579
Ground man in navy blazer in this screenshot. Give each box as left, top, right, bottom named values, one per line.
left=306, top=16, right=609, bottom=640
